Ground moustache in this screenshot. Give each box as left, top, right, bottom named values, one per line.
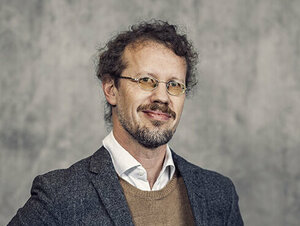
left=137, top=103, right=176, bottom=119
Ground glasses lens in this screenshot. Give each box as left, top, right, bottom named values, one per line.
left=138, top=76, right=157, bottom=90
left=167, top=81, right=186, bottom=95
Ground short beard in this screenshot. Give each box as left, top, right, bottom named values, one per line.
left=118, top=114, right=174, bottom=149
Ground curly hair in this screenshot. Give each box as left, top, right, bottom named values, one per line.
left=96, top=20, right=198, bottom=124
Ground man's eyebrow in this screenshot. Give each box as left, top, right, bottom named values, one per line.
left=138, top=72, right=185, bottom=82
left=169, top=76, right=185, bottom=83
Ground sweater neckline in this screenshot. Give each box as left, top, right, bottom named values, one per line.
left=119, top=171, right=181, bottom=200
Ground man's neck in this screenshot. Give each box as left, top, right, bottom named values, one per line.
left=112, top=129, right=167, bottom=189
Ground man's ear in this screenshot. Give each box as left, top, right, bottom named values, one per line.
left=102, top=76, right=117, bottom=106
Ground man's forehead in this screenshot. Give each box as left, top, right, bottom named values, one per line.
left=126, top=39, right=162, bottom=51
left=122, top=40, right=187, bottom=65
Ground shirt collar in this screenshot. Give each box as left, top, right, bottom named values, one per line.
left=103, top=131, right=140, bottom=176
left=102, top=131, right=175, bottom=177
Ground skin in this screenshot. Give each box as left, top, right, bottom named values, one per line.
left=102, top=41, right=187, bottom=189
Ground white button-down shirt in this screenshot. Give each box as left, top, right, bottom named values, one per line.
left=103, top=131, right=175, bottom=191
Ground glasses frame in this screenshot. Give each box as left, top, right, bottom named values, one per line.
left=119, top=75, right=186, bottom=96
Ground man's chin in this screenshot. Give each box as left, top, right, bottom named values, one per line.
left=150, top=120, right=166, bottom=127
left=135, top=128, right=174, bottom=149
left=142, top=116, right=174, bottom=127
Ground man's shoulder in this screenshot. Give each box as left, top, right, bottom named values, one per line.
left=32, top=154, right=91, bottom=195
left=172, top=151, right=235, bottom=191
left=42, top=151, right=91, bottom=177
left=32, top=147, right=111, bottom=196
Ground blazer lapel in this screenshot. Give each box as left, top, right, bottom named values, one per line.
left=89, top=147, right=134, bottom=226
left=172, top=151, right=208, bottom=226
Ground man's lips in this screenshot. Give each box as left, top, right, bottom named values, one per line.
left=137, top=103, right=176, bottom=120
left=142, top=110, right=171, bottom=121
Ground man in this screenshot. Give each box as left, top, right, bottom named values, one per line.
left=9, top=20, right=243, bottom=225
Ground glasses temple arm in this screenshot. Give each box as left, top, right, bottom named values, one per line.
left=119, top=76, right=138, bottom=82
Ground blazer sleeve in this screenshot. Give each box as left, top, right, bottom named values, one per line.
left=8, top=175, right=61, bottom=226
left=227, top=180, right=244, bottom=226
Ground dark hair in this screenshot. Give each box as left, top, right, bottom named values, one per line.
left=96, top=20, right=198, bottom=124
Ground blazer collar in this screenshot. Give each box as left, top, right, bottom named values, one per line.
left=89, top=146, right=134, bottom=226
left=172, top=151, right=209, bottom=226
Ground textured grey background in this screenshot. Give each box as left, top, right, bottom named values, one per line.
left=1, top=0, right=300, bottom=225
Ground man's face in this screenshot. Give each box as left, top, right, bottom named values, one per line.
left=112, top=41, right=187, bottom=148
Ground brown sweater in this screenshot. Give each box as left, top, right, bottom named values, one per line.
left=119, top=172, right=195, bottom=226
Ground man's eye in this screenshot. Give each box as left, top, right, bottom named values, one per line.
left=142, top=77, right=149, bottom=82
left=169, top=81, right=179, bottom=87
left=141, top=77, right=156, bottom=84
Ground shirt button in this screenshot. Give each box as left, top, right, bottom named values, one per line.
left=138, top=170, right=144, bottom=177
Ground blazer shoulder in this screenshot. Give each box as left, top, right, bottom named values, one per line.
left=39, top=153, right=91, bottom=182
left=29, top=154, right=91, bottom=201
left=172, top=151, right=236, bottom=194
left=196, top=165, right=235, bottom=189
left=33, top=147, right=112, bottom=198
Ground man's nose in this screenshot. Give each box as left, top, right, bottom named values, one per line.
left=149, top=83, right=170, bottom=104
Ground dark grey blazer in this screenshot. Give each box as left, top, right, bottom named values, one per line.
left=9, top=147, right=243, bottom=226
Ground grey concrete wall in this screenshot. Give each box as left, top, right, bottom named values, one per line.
left=1, top=0, right=299, bottom=225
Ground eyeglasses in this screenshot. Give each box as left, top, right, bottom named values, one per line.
left=119, top=74, right=186, bottom=96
